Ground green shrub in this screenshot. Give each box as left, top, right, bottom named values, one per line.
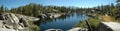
left=28, top=21, right=40, bottom=31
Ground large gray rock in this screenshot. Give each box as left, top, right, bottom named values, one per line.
left=0, top=28, right=16, bottom=31
left=45, top=29, right=63, bottom=31
left=67, top=27, right=88, bottom=31
left=0, top=21, right=4, bottom=28
left=15, top=14, right=40, bottom=22
left=0, top=13, right=40, bottom=31
left=97, top=22, right=120, bottom=31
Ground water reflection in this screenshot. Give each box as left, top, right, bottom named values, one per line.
left=39, top=13, right=88, bottom=31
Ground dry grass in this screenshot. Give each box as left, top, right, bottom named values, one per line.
left=101, top=15, right=115, bottom=22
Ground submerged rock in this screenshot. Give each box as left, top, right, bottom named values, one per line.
left=0, top=13, right=40, bottom=31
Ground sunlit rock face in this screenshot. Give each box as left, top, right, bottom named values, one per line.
left=44, top=27, right=88, bottom=31
left=0, top=13, right=39, bottom=31
left=45, top=29, right=63, bottom=31
left=97, top=22, right=120, bottom=31
left=38, top=13, right=65, bottom=19
left=67, top=27, right=88, bottom=31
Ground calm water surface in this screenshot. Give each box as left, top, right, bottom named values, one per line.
left=39, top=13, right=88, bottom=31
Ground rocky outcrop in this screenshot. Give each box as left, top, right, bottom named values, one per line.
left=0, top=13, right=40, bottom=31
left=67, top=27, right=88, bottom=31
left=97, top=22, right=120, bottom=31
left=38, top=13, right=66, bottom=19
left=45, top=29, right=63, bottom=31
left=45, top=27, right=88, bottom=31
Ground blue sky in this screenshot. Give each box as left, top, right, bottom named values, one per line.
left=0, top=0, right=116, bottom=9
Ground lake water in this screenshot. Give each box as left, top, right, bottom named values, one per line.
left=39, top=13, right=88, bottom=31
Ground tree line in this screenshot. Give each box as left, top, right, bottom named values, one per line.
left=0, top=0, right=119, bottom=18
left=0, top=3, right=77, bottom=17
left=91, top=0, right=120, bottom=19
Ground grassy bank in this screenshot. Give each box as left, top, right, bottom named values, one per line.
left=74, top=13, right=120, bottom=31
left=74, top=17, right=102, bottom=30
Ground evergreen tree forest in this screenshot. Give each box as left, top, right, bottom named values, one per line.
left=0, top=0, right=119, bottom=19
left=0, top=3, right=77, bottom=17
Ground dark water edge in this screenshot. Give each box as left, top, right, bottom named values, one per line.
left=39, top=13, right=88, bottom=31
